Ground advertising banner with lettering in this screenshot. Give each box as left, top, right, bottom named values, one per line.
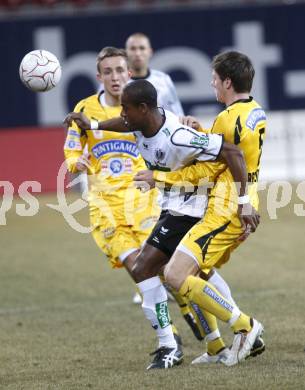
left=1, top=2, right=305, bottom=128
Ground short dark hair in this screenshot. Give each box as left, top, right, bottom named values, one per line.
left=96, top=46, right=128, bottom=72
left=123, top=79, right=157, bottom=108
left=125, top=32, right=152, bottom=48
left=212, top=51, right=255, bottom=93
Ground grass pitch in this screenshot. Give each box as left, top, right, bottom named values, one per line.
left=0, top=191, right=304, bottom=390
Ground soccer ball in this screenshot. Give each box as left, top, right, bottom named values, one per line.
left=19, top=50, right=62, bottom=92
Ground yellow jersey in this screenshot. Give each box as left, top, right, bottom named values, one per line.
left=64, top=93, right=146, bottom=184
left=153, top=97, right=266, bottom=212
left=210, top=97, right=266, bottom=210
left=64, top=93, right=153, bottom=226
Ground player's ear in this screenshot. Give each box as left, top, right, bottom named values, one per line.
left=96, top=72, right=102, bottom=83
left=224, top=77, right=232, bottom=90
left=139, top=102, right=149, bottom=114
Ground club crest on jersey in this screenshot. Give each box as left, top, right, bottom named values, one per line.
left=91, top=140, right=139, bottom=158
left=155, top=148, right=165, bottom=161
left=162, top=128, right=170, bottom=137
left=190, top=134, right=209, bottom=148
left=65, top=138, right=82, bottom=150
left=109, top=159, right=123, bottom=175
left=246, top=108, right=266, bottom=131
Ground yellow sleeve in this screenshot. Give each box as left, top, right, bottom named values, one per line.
left=210, top=112, right=235, bottom=143
left=197, top=124, right=211, bottom=134
left=212, top=109, right=254, bottom=146
left=63, top=100, right=89, bottom=174
left=153, top=161, right=226, bottom=186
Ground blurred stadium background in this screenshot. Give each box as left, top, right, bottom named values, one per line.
left=1, top=1, right=305, bottom=389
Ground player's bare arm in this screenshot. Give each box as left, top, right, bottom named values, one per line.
left=63, top=112, right=130, bottom=132
left=218, top=142, right=260, bottom=232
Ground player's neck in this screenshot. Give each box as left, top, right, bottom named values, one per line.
left=104, top=91, right=121, bottom=107
left=131, top=67, right=149, bottom=78
left=225, top=92, right=250, bottom=107
left=142, top=110, right=165, bottom=138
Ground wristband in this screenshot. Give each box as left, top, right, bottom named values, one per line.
left=238, top=195, right=250, bottom=205
left=90, top=119, right=99, bottom=130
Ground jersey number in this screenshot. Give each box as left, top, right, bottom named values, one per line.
left=234, top=116, right=242, bottom=145
left=257, top=127, right=265, bottom=167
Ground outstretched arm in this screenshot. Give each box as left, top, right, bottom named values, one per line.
left=63, top=112, right=130, bottom=133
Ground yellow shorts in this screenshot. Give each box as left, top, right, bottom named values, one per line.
left=90, top=188, right=160, bottom=268
left=177, top=203, right=242, bottom=274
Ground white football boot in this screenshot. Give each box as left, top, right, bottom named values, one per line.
left=191, top=348, right=230, bottom=364
left=221, top=318, right=264, bottom=366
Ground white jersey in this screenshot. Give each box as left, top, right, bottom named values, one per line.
left=134, top=110, right=223, bottom=218
left=130, top=69, right=184, bottom=116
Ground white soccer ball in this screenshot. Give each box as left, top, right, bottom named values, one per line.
left=19, top=49, right=62, bottom=92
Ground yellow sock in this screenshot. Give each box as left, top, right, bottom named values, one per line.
left=191, top=304, right=227, bottom=352
left=231, top=313, right=252, bottom=333
left=160, top=274, right=192, bottom=316
left=179, top=275, right=240, bottom=323
left=171, top=323, right=179, bottom=336
left=207, top=337, right=226, bottom=355
left=167, top=287, right=191, bottom=316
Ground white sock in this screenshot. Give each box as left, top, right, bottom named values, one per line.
left=209, top=270, right=238, bottom=307
left=137, top=276, right=176, bottom=349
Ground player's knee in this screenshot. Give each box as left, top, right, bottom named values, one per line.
left=164, top=263, right=179, bottom=291
left=131, top=260, right=144, bottom=282
left=131, top=253, right=152, bottom=282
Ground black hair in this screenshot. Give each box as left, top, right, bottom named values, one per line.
left=123, top=79, right=157, bottom=108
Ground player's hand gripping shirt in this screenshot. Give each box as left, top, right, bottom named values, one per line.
left=133, top=109, right=223, bottom=217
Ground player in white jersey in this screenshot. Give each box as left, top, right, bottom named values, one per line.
left=126, top=32, right=184, bottom=116
left=126, top=32, right=184, bottom=305
left=64, top=79, right=260, bottom=370
left=95, top=33, right=184, bottom=306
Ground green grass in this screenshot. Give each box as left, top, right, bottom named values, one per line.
left=0, top=191, right=304, bottom=389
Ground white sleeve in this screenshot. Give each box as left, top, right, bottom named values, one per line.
left=164, top=75, right=184, bottom=116
left=170, top=127, right=223, bottom=161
